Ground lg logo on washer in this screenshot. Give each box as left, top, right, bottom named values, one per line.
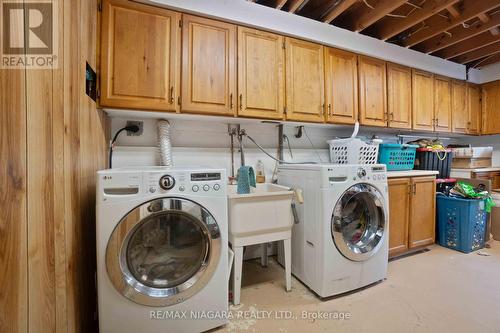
left=1, top=0, right=58, bottom=69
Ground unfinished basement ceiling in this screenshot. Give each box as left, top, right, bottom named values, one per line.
left=249, top=0, right=500, bottom=69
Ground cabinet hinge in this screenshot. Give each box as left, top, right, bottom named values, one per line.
left=97, top=1, right=102, bottom=12
left=97, top=89, right=101, bottom=99
left=282, top=41, right=286, bottom=50
left=283, top=106, right=287, bottom=114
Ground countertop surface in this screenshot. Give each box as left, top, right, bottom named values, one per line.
left=387, top=170, right=439, bottom=178
left=451, top=167, right=500, bottom=173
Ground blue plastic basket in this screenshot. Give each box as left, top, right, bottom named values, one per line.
left=436, top=194, right=487, bottom=253
left=378, top=143, right=419, bottom=171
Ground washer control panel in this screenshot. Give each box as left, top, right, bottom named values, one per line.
left=145, top=170, right=225, bottom=196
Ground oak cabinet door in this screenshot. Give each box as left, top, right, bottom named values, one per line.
left=434, top=76, right=452, bottom=132
left=451, top=80, right=467, bottom=134
left=237, top=27, right=284, bottom=119
left=388, top=178, right=411, bottom=258
left=181, top=15, right=237, bottom=116
left=100, top=0, right=180, bottom=111
left=324, top=48, right=358, bottom=124
left=358, top=56, right=387, bottom=127
left=285, top=38, right=325, bottom=122
left=387, top=63, right=412, bottom=129
left=467, top=83, right=481, bottom=135
left=412, top=70, right=434, bottom=131
left=409, top=176, right=436, bottom=249
left=481, top=82, right=500, bottom=135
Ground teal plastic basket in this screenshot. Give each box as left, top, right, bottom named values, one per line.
left=378, top=143, right=419, bottom=171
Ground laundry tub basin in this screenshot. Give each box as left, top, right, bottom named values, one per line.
left=227, top=184, right=294, bottom=241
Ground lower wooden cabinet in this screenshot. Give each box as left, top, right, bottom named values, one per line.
left=388, top=176, right=436, bottom=258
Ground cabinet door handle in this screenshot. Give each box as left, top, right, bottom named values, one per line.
left=408, top=184, right=412, bottom=195
left=230, top=93, right=233, bottom=109
left=239, top=94, right=243, bottom=111
left=169, top=86, right=174, bottom=104
left=413, top=183, right=416, bottom=195
left=328, top=104, right=332, bottom=116
left=390, top=112, right=394, bottom=120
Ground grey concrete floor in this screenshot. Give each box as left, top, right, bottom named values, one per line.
left=217, top=242, right=500, bottom=333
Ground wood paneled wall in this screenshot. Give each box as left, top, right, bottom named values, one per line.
left=0, top=0, right=108, bottom=332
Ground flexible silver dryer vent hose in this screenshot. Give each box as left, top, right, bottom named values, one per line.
left=158, top=119, right=173, bottom=167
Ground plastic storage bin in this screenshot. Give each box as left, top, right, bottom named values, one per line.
left=414, top=148, right=453, bottom=179
left=327, top=138, right=382, bottom=165
left=378, top=143, right=419, bottom=171
left=437, top=194, right=487, bottom=253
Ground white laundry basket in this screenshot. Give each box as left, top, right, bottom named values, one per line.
left=327, top=137, right=382, bottom=164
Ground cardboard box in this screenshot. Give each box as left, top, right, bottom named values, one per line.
left=452, top=147, right=493, bottom=159
left=452, top=158, right=492, bottom=169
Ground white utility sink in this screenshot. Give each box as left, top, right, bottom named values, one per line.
left=227, top=183, right=294, bottom=239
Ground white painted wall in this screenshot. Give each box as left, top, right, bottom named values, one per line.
left=140, top=0, right=468, bottom=80
left=469, top=63, right=500, bottom=84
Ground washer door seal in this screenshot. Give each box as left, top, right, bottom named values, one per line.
left=106, top=197, right=221, bottom=306
left=331, top=184, right=386, bottom=262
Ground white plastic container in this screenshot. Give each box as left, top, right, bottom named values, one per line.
left=327, top=137, right=382, bottom=164
left=227, top=183, right=293, bottom=238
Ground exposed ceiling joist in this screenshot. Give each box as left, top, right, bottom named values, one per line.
left=414, top=11, right=500, bottom=53
left=371, top=0, right=460, bottom=41
left=433, top=31, right=500, bottom=59
left=451, top=41, right=500, bottom=64
left=351, top=0, right=407, bottom=32
left=286, top=0, right=309, bottom=13
left=403, top=0, right=500, bottom=47
left=470, top=53, right=500, bottom=68
left=322, top=0, right=358, bottom=24
left=446, top=4, right=460, bottom=18
left=275, top=0, right=288, bottom=10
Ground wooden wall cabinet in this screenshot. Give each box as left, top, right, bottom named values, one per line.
left=387, top=63, right=412, bottom=129
left=324, top=48, right=358, bottom=124
left=451, top=80, right=468, bottom=134
left=358, top=56, right=387, bottom=127
left=434, top=76, right=452, bottom=132
left=388, top=176, right=436, bottom=258
left=467, top=83, right=482, bottom=135
left=481, top=81, right=500, bottom=135
left=285, top=38, right=325, bottom=122
left=181, top=15, right=237, bottom=116
left=412, top=70, right=435, bottom=131
left=100, top=0, right=180, bottom=111
left=237, top=27, right=285, bottom=119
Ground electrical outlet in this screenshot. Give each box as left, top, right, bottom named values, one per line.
left=126, top=120, right=143, bottom=136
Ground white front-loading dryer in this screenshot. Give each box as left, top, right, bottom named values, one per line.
left=96, top=167, right=228, bottom=333
left=278, top=164, right=388, bottom=298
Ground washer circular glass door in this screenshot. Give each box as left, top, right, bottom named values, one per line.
left=331, top=184, right=386, bottom=262
left=106, top=197, right=221, bottom=306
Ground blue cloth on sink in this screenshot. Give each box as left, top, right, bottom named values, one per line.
left=237, top=166, right=256, bottom=194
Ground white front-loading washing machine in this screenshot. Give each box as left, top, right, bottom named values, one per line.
left=96, top=167, right=228, bottom=333
left=278, top=164, right=388, bottom=297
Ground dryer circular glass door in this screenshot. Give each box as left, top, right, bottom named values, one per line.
left=106, top=197, right=221, bottom=306
left=331, top=184, right=386, bottom=262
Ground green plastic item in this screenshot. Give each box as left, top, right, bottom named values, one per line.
left=451, top=181, right=496, bottom=213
